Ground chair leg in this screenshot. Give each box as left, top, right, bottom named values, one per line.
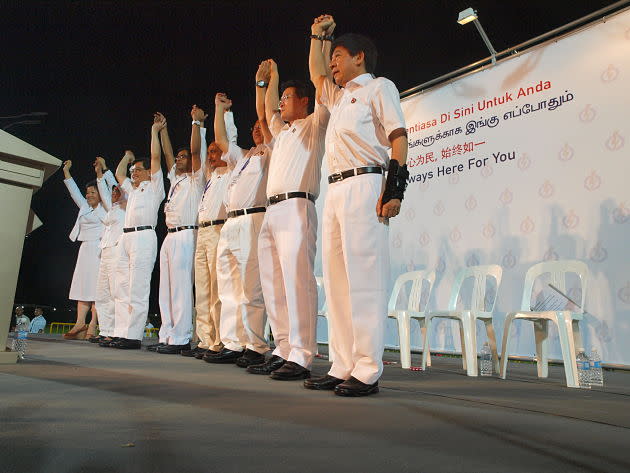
left=572, top=319, right=583, bottom=352
left=418, top=318, right=431, bottom=367
left=484, top=318, right=500, bottom=375
left=555, top=312, right=579, bottom=388
left=421, top=316, right=432, bottom=370
left=459, top=320, right=467, bottom=372
left=398, top=313, right=411, bottom=369
left=534, top=319, right=549, bottom=378
left=500, top=314, right=516, bottom=379
left=462, top=312, right=478, bottom=377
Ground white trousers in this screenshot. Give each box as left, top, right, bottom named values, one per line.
left=194, top=224, right=223, bottom=350
left=217, top=213, right=268, bottom=354
left=323, top=174, right=389, bottom=385
left=158, top=229, right=196, bottom=345
left=114, top=230, right=157, bottom=341
left=95, top=245, right=120, bottom=337
left=258, top=198, right=318, bottom=369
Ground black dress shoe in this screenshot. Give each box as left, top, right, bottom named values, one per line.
left=196, top=348, right=218, bottom=360
left=98, top=337, right=117, bottom=347
left=157, top=343, right=191, bottom=354
left=269, top=361, right=311, bottom=380
left=304, top=374, right=346, bottom=390
left=246, top=355, right=286, bottom=375
left=204, top=348, right=243, bottom=364
left=235, top=349, right=266, bottom=368
left=334, top=376, right=379, bottom=397
left=113, top=338, right=142, bottom=350
left=146, top=342, right=166, bottom=352
left=181, top=346, right=204, bottom=357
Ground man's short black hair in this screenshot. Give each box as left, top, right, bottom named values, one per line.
left=176, top=147, right=191, bottom=157
left=280, top=79, right=315, bottom=114
left=132, top=158, right=150, bottom=170
left=85, top=180, right=98, bottom=191
left=331, top=33, right=378, bottom=74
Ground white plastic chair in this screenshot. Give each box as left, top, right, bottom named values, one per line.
left=499, top=260, right=588, bottom=388
left=422, top=265, right=503, bottom=376
left=387, top=270, right=436, bottom=369
left=315, top=276, right=333, bottom=361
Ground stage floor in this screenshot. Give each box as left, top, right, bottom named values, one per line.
left=2, top=335, right=629, bottom=473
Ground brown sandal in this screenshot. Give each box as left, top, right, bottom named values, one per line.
left=63, top=324, right=88, bottom=340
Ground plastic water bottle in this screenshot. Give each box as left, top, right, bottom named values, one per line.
left=576, top=349, right=590, bottom=389
left=589, top=348, right=604, bottom=387
left=480, top=342, right=493, bottom=376
left=12, top=320, right=29, bottom=360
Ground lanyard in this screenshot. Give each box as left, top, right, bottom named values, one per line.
left=167, top=175, right=188, bottom=202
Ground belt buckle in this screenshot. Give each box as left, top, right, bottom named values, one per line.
left=329, top=172, right=343, bottom=183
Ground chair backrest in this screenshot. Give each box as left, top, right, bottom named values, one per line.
left=387, top=270, right=436, bottom=314
left=447, top=265, right=503, bottom=316
left=520, top=260, right=589, bottom=312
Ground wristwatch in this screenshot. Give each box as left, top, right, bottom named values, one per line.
left=256, top=80, right=268, bottom=88
left=191, top=120, right=201, bottom=126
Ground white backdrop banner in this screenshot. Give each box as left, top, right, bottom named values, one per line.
left=387, top=9, right=630, bottom=365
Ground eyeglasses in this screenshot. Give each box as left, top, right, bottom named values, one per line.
left=279, top=94, right=295, bottom=104
left=175, top=154, right=190, bottom=160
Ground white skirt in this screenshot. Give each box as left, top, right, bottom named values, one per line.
left=69, top=240, right=101, bottom=301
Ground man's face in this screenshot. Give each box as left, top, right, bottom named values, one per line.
left=330, top=46, right=362, bottom=87
left=85, top=185, right=101, bottom=207
left=130, top=162, right=151, bottom=185
left=251, top=120, right=263, bottom=146
left=15, top=307, right=23, bottom=316
left=206, top=142, right=226, bottom=168
left=175, top=149, right=192, bottom=173
left=34, top=308, right=42, bottom=316
left=279, top=87, right=308, bottom=123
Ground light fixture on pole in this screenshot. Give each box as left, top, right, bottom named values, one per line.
left=457, top=7, right=498, bottom=65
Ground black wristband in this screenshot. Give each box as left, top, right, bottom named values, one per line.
left=381, top=160, right=409, bottom=205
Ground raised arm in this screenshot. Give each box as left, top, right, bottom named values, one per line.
left=115, top=150, right=135, bottom=185
left=156, top=112, right=175, bottom=170
left=151, top=113, right=165, bottom=175
left=255, top=61, right=273, bottom=144
left=190, top=105, right=207, bottom=173
left=213, top=93, right=233, bottom=154
left=62, top=160, right=86, bottom=208
left=94, top=158, right=113, bottom=211
left=265, top=59, right=280, bottom=125
left=309, top=15, right=335, bottom=101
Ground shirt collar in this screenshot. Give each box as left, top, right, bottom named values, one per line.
left=345, top=73, right=373, bottom=90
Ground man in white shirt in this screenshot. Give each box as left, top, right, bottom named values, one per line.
left=247, top=58, right=330, bottom=380
left=111, top=118, right=166, bottom=349
left=13, top=306, right=30, bottom=331
left=206, top=71, right=272, bottom=367
left=307, top=15, right=409, bottom=396
left=29, top=307, right=46, bottom=333
left=150, top=112, right=205, bottom=355
left=94, top=157, right=126, bottom=346
left=189, top=109, right=234, bottom=361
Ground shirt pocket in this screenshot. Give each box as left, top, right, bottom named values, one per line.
left=337, top=98, right=372, bottom=134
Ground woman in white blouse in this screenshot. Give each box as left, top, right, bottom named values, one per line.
left=62, top=160, right=107, bottom=340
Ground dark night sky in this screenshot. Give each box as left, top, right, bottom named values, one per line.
left=2, top=0, right=619, bottom=321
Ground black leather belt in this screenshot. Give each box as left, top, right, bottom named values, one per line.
left=227, top=206, right=266, bottom=219
left=123, top=225, right=154, bottom=233
left=328, top=166, right=383, bottom=184
left=267, top=192, right=316, bottom=206
left=167, top=225, right=198, bottom=233
left=199, top=219, right=226, bottom=228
